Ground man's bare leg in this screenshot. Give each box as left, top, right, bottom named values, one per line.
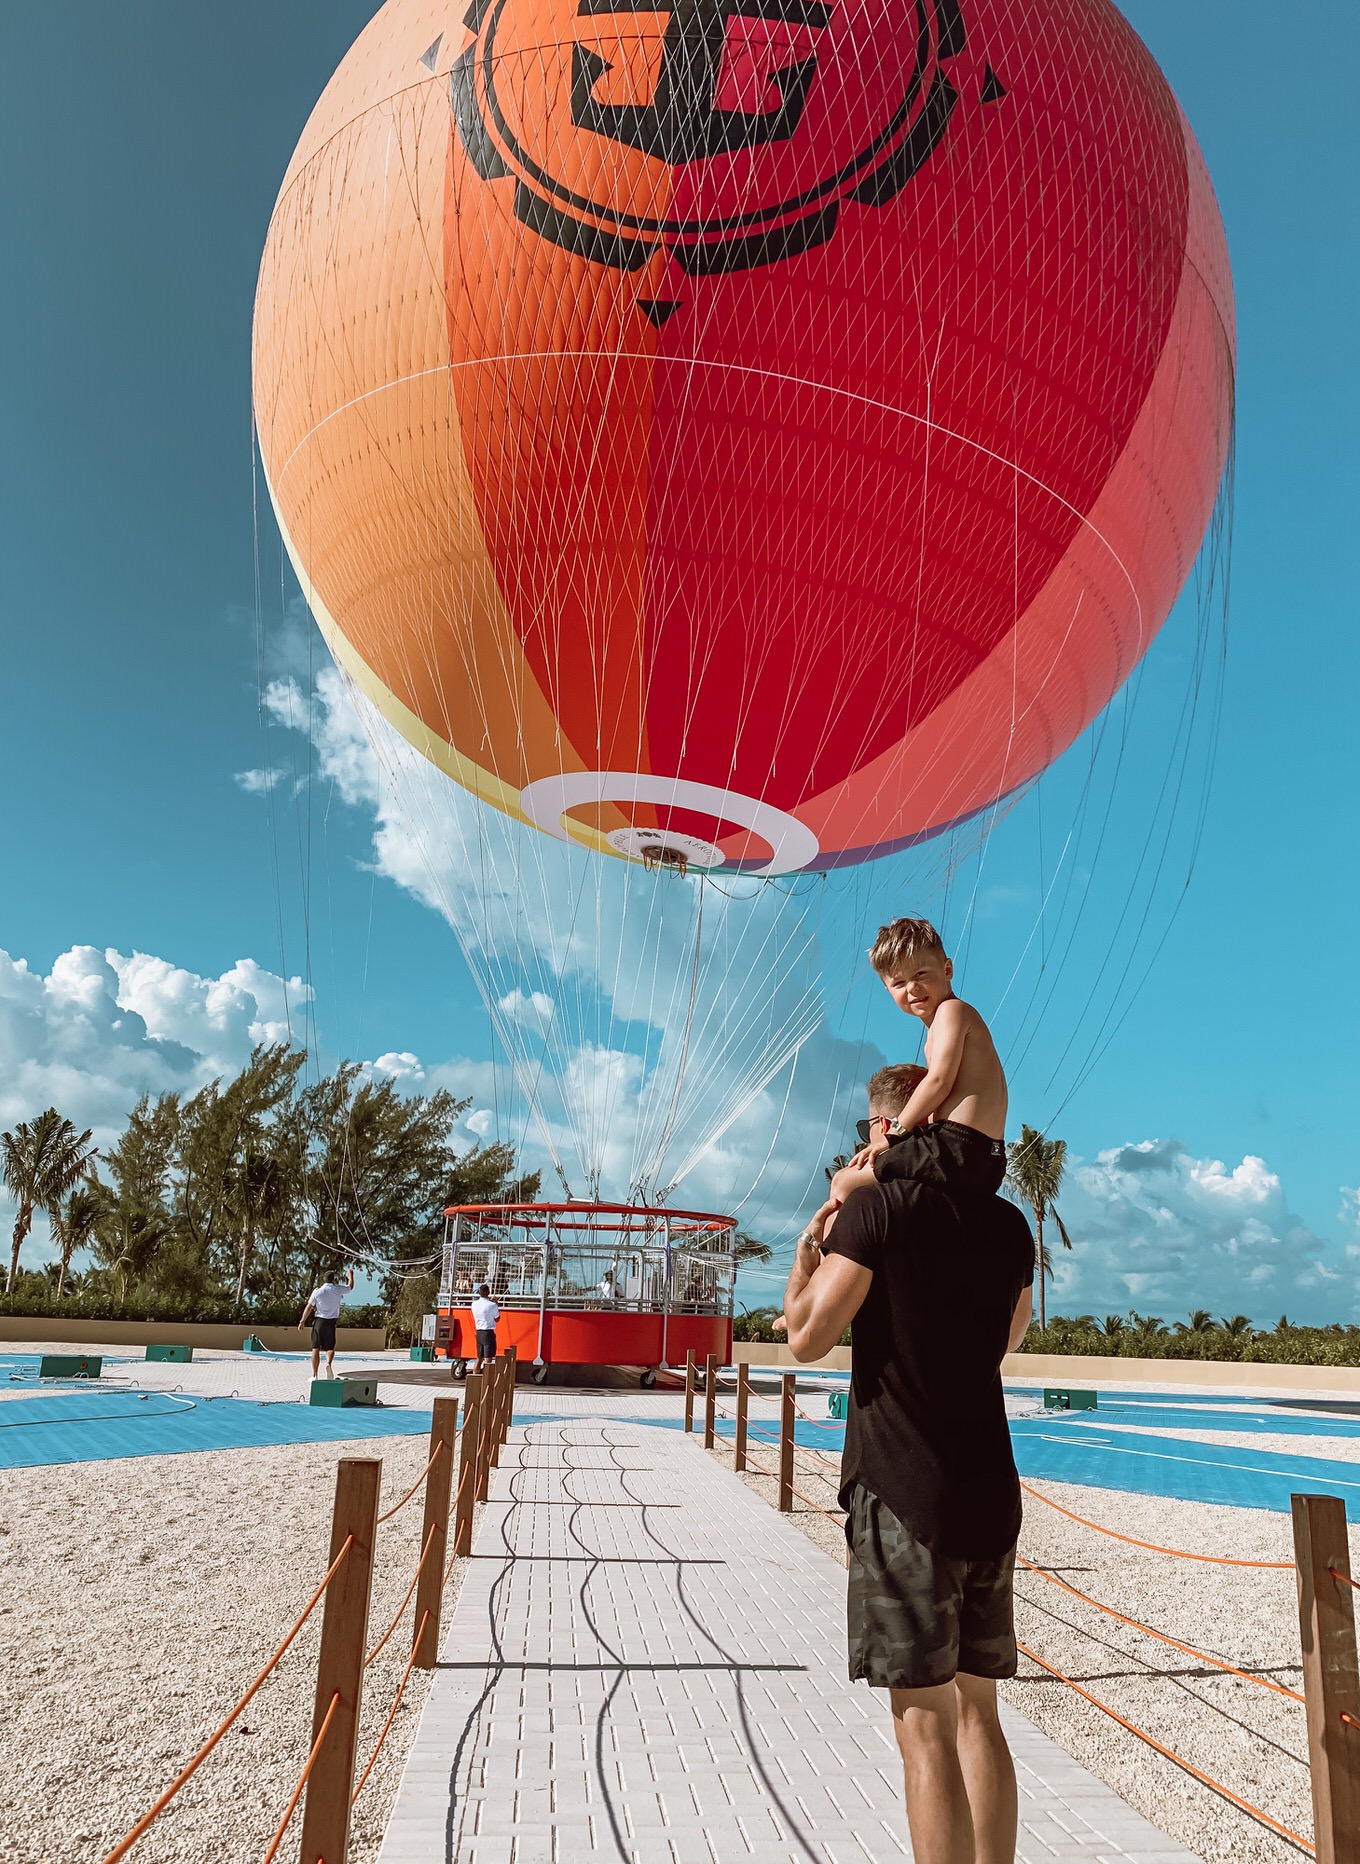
left=310, top=1348, right=320, bottom=1378
left=954, top=1674, right=1017, bottom=1864
left=890, top=1683, right=975, bottom=1864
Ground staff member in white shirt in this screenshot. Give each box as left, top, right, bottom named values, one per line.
left=298, top=1265, right=356, bottom=1378
left=471, top=1282, right=500, bottom=1372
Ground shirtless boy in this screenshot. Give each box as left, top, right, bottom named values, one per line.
left=832, top=918, right=1008, bottom=1204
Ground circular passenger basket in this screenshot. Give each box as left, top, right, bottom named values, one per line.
left=436, top=1202, right=736, bottom=1385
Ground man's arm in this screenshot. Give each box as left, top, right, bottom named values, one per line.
left=781, top=1201, right=871, bottom=1361
left=891, top=998, right=967, bottom=1131
left=298, top=1295, right=315, bottom=1331
left=1005, top=1285, right=1032, bottom=1354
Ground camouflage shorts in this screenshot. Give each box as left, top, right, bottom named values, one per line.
left=846, top=1484, right=1018, bottom=1689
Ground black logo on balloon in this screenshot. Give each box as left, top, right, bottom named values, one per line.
left=450, top=0, right=992, bottom=282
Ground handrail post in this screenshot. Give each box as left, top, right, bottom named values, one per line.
left=413, top=1399, right=458, bottom=1669
left=476, top=1364, right=494, bottom=1502
left=488, top=1354, right=506, bottom=1469
left=453, top=1371, right=483, bottom=1555
left=1293, top=1492, right=1360, bottom=1864
left=299, top=1457, right=381, bottom=1864
left=683, top=1349, right=696, bottom=1433
left=703, top=1351, right=717, bottom=1449
left=734, top=1361, right=750, bottom=1472
left=502, top=1344, right=517, bottom=1449
left=778, top=1372, right=795, bottom=1513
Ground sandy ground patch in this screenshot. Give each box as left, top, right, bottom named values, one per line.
left=707, top=1435, right=1343, bottom=1864
left=2, top=1433, right=478, bottom=1864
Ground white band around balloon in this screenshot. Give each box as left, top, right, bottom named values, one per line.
left=517, top=771, right=821, bottom=877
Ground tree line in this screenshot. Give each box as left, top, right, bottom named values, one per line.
left=1, top=1046, right=539, bottom=1321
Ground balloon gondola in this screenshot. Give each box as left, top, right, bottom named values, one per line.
left=436, top=1202, right=735, bottom=1383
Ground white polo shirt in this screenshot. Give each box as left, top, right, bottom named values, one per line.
left=471, top=1296, right=499, bottom=1331
left=310, top=1282, right=345, bottom=1320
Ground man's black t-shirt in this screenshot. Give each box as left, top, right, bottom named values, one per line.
left=823, top=1178, right=1034, bottom=1558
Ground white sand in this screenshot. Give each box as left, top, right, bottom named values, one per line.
left=1, top=1434, right=478, bottom=1864
left=708, top=1437, right=1339, bottom=1864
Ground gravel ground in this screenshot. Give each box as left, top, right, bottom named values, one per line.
left=2, top=1433, right=479, bottom=1864
left=706, top=1436, right=1339, bottom=1864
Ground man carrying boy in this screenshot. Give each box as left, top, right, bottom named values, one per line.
left=783, top=1062, right=1034, bottom=1864
left=832, top=919, right=1008, bottom=1208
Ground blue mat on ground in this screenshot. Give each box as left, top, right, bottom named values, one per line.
left=0, top=1391, right=438, bottom=1469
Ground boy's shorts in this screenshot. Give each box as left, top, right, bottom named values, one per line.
left=875, top=1119, right=1006, bottom=1195
left=846, top=1484, right=1018, bottom=1689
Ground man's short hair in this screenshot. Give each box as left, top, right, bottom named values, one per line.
left=867, top=917, right=948, bottom=977
left=478, top=1282, right=491, bottom=1298
left=866, top=1063, right=928, bottom=1113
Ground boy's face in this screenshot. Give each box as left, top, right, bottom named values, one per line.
left=880, top=950, right=953, bottom=1021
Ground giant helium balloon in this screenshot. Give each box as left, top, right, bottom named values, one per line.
left=253, top=0, right=1233, bottom=876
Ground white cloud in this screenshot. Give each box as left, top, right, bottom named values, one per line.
left=233, top=767, right=286, bottom=795
left=370, top=1051, right=425, bottom=1083
left=1047, top=1136, right=1349, bottom=1325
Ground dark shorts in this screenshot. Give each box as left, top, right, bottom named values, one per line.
left=311, top=1316, right=337, bottom=1352
left=475, top=1329, right=497, bottom=1360
left=846, top=1484, right=1017, bottom=1689
left=875, top=1120, right=1007, bottom=1195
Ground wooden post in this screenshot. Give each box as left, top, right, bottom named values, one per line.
left=683, top=1349, right=696, bottom=1433
left=475, top=1364, right=494, bottom=1502
left=413, top=1399, right=458, bottom=1670
left=501, top=1344, right=518, bottom=1447
left=299, top=1457, right=380, bottom=1864
left=488, top=1356, right=506, bottom=1470
left=453, top=1371, right=483, bottom=1557
left=1293, top=1492, right=1360, bottom=1864
left=778, top=1372, right=795, bottom=1513
left=734, top=1361, right=750, bottom=1473
left=703, top=1351, right=717, bottom=1448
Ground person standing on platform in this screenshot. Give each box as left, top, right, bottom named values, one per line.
left=298, top=1264, right=356, bottom=1379
left=780, top=1063, right=1035, bottom=1864
left=471, top=1282, right=500, bottom=1372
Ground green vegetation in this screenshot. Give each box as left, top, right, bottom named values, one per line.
left=1022, top=1312, right=1360, bottom=1366
left=0, top=1045, right=537, bottom=1329
left=1003, top=1125, right=1072, bottom=1331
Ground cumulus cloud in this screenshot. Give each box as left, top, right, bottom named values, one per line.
left=1046, top=1136, right=1349, bottom=1325
left=233, top=767, right=286, bottom=796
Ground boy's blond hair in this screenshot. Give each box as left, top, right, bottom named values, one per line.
left=866, top=1063, right=927, bottom=1113
left=867, top=917, right=948, bottom=978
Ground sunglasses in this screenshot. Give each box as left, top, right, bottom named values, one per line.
left=854, top=1114, right=892, bottom=1145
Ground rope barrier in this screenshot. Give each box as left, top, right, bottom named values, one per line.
left=376, top=1440, right=448, bottom=1525
left=1016, top=1640, right=1315, bottom=1854
left=365, top=1522, right=439, bottom=1668
left=1015, top=1555, right=1305, bottom=1702
left=1021, top=1481, right=1295, bottom=1568
left=98, top=1536, right=355, bottom=1864
left=259, top=1691, right=340, bottom=1864
left=1330, top=1568, right=1360, bottom=1593
left=351, top=1611, right=431, bottom=1805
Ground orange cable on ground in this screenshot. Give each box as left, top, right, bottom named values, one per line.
left=377, top=1441, right=447, bottom=1525
left=1015, top=1556, right=1304, bottom=1702
left=1021, top=1481, right=1295, bottom=1568
left=1016, top=1641, right=1314, bottom=1853
left=98, top=1536, right=354, bottom=1864
left=259, top=1691, right=340, bottom=1864
left=366, top=1523, right=438, bottom=1668
left=352, top=1611, right=431, bottom=1805
left=1329, top=1567, right=1360, bottom=1592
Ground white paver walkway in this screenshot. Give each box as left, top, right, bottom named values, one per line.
left=378, top=1419, right=1197, bottom=1864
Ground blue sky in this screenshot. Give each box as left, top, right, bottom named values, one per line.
left=1, top=2, right=1356, bottom=1321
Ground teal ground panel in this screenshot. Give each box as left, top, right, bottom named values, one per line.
left=0, top=1391, right=435, bottom=1468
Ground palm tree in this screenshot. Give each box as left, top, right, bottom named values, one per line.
left=733, top=1231, right=772, bottom=1266
left=1175, top=1309, right=1220, bottom=1336
left=1219, top=1314, right=1254, bottom=1339
left=49, top=1186, right=103, bottom=1299
left=1003, top=1125, right=1073, bottom=1331
left=2, top=1110, right=96, bottom=1293
left=1100, top=1314, right=1127, bottom=1339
